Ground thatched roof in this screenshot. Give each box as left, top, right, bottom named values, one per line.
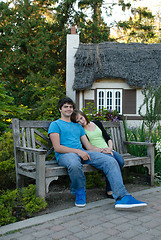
left=73, top=42, right=161, bottom=90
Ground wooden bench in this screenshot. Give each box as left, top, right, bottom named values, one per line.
left=12, top=119, right=155, bottom=199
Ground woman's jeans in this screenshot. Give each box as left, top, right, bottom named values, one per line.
left=58, top=151, right=128, bottom=200
left=105, top=151, right=124, bottom=192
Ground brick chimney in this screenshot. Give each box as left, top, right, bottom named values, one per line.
left=71, top=26, right=76, bottom=34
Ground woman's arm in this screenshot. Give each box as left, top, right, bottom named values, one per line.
left=80, top=135, right=104, bottom=153
left=101, top=139, right=113, bottom=155
left=93, top=120, right=114, bottom=155
left=108, top=139, right=113, bottom=150
left=81, top=132, right=113, bottom=155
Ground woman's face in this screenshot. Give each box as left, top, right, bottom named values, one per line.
left=76, top=113, right=87, bottom=127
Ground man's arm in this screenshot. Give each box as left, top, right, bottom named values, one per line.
left=49, top=133, right=91, bottom=160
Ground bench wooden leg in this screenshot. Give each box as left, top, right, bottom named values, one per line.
left=46, top=177, right=58, bottom=193
left=16, top=173, right=24, bottom=189
left=147, top=145, right=155, bottom=186
left=36, top=154, right=46, bottom=198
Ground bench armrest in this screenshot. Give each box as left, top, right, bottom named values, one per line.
left=16, top=146, right=46, bottom=198
left=16, top=146, right=47, bottom=155
left=124, top=141, right=155, bottom=147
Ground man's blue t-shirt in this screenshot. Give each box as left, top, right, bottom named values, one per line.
left=48, top=119, right=86, bottom=161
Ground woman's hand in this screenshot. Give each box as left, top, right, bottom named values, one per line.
left=101, top=147, right=113, bottom=155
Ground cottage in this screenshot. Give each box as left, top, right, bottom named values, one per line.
left=66, top=28, right=161, bottom=126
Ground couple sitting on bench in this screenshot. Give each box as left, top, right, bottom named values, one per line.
left=48, top=97, right=147, bottom=210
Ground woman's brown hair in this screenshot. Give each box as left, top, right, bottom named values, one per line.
left=71, top=109, right=90, bottom=124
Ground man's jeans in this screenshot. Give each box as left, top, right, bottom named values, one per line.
left=105, top=151, right=124, bottom=192
left=58, top=151, right=129, bottom=200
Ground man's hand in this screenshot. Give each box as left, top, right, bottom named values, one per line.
left=77, top=150, right=91, bottom=161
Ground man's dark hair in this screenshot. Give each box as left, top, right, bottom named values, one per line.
left=58, top=97, right=74, bottom=110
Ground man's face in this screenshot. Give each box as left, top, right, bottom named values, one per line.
left=59, top=103, right=73, bottom=117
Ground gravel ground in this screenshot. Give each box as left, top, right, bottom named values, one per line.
left=33, top=173, right=153, bottom=216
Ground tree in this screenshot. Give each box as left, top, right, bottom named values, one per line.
left=30, top=75, right=65, bottom=120
left=53, top=0, right=110, bottom=43
left=116, top=6, right=157, bottom=43
left=0, top=0, right=60, bottom=107
left=0, top=82, right=29, bottom=133
left=77, top=0, right=110, bottom=43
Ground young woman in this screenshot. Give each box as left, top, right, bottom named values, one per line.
left=71, top=109, right=125, bottom=198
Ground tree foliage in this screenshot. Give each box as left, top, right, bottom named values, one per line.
left=116, top=6, right=157, bottom=43
left=0, top=0, right=62, bottom=107
left=77, top=0, right=110, bottom=43
left=53, top=0, right=110, bottom=43
left=0, top=82, right=30, bottom=133
left=30, top=75, right=65, bottom=120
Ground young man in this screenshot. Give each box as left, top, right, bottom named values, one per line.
left=48, top=97, right=147, bottom=209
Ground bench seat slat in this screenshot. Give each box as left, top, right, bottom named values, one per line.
left=18, top=155, right=150, bottom=172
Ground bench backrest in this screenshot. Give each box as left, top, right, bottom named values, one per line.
left=12, top=119, right=127, bottom=165
left=102, top=121, right=127, bottom=154
left=12, top=119, right=53, bottom=164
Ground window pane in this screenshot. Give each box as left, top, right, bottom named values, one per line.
left=107, top=91, right=112, bottom=110
left=115, top=91, right=121, bottom=113
left=98, top=91, right=104, bottom=110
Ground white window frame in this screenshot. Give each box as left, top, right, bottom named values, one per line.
left=97, top=89, right=122, bottom=114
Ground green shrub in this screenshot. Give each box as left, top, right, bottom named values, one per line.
left=0, top=185, right=47, bottom=227
left=138, top=82, right=161, bottom=141
left=86, top=172, right=105, bottom=189
left=124, top=121, right=148, bottom=157
left=0, top=159, right=15, bottom=190
left=155, top=135, right=161, bottom=174
left=0, top=130, right=16, bottom=189
left=0, top=130, right=14, bottom=162
left=124, top=121, right=161, bottom=173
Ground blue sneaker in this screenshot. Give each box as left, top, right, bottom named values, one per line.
left=115, top=195, right=147, bottom=210
left=75, top=188, right=86, bottom=207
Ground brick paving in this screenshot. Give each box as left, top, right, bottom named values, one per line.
left=0, top=187, right=161, bottom=240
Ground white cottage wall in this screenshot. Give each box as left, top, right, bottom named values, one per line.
left=136, top=89, right=146, bottom=115
left=92, top=78, right=131, bottom=89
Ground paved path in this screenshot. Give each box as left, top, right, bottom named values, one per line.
left=1, top=187, right=161, bottom=240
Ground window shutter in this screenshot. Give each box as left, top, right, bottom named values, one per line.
left=123, top=90, right=136, bottom=114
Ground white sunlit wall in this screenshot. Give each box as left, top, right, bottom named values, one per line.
left=66, top=29, right=79, bottom=103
